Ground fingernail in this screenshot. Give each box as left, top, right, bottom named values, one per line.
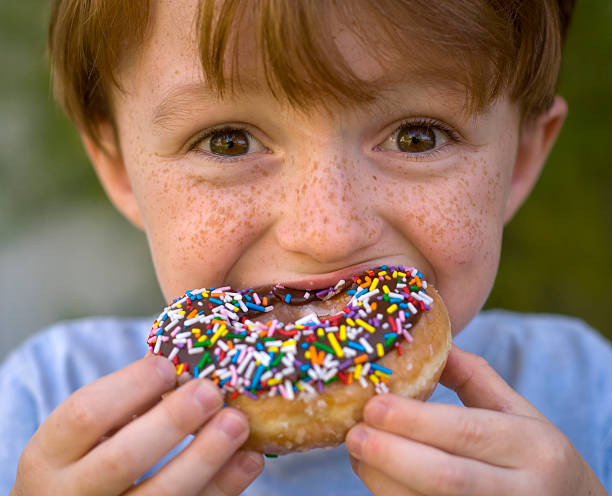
left=365, top=399, right=387, bottom=425
left=153, top=356, right=176, bottom=384
left=219, top=410, right=247, bottom=439
left=239, top=450, right=263, bottom=474
left=346, top=426, right=367, bottom=457
left=193, top=381, right=222, bottom=411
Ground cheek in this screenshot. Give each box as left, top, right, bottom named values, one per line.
left=379, top=155, right=508, bottom=330
left=132, top=162, right=278, bottom=300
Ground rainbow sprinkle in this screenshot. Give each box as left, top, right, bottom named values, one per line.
left=147, top=265, right=432, bottom=400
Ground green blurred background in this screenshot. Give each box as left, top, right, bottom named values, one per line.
left=0, top=1, right=610, bottom=361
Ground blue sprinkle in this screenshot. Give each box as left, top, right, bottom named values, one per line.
left=284, top=294, right=292, bottom=303
left=245, top=301, right=266, bottom=312
left=355, top=288, right=368, bottom=298
left=245, top=294, right=252, bottom=301
left=384, top=332, right=398, bottom=339
left=382, top=265, right=388, bottom=270
left=347, top=341, right=365, bottom=351
left=219, top=377, right=231, bottom=386
left=256, top=342, right=264, bottom=351
left=389, top=298, right=403, bottom=303
left=231, top=350, right=241, bottom=364
left=194, top=366, right=200, bottom=378
left=347, top=289, right=357, bottom=295
left=156, top=329, right=163, bottom=336
left=301, top=342, right=309, bottom=349
left=399, top=303, right=409, bottom=309
left=209, top=297, right=224, bottom=305
left=370, top=363, right=393, bottom=375
left=252, top=364, right=265, bottom=388
left=300, top=363, right=311, bottom=372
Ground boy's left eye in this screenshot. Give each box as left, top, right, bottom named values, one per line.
left=377, top=120, right=456, bottom=155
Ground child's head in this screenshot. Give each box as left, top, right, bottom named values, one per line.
left=48, top=0, right=574, bottom=334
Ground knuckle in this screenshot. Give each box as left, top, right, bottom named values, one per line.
left=455, top=416, right=485, bottom=447
left=433, top=463, right=472, bottom=495
left=535, top=426, right=574, bottom=472
left=160, top=394, right=197, bottom=437
left=64, top=394, right=97, bottom=431
left=97, top=446, right=133, bottom=482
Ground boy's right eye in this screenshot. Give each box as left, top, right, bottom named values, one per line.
left=190, top=127, right=267, bottom=159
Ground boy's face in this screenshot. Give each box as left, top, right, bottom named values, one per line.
left=93, top=0, right=561, bottom=334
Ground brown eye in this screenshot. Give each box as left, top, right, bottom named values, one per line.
left=377, top=120, right=451, bottom=156
left=397, top=125, right=435, bottom=152
left=209, top=129, right=249, bottom=156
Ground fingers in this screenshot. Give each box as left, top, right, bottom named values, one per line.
left=362, top=394, right=538, bottom=467
left=33, top=356, right=177, bottom=464
left=346, top=423, right=525, bottom=496
left=71, top=377, right=223, bottom=495
left=201, top=450, right=265, bottom=496
left=128, top=408, right=252, bottom=496
left=440, top=345, right=542, bottom=418
left=350, top=456, right=423, bottom=496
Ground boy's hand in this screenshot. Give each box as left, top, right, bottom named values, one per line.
left=346, top=345, right=607, bottom=495
left=11, top=356, right=264, bottom=496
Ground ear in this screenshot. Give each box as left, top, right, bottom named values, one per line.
left=504, top=96, right=568, bottom=224
left=80, top=122, right=144, bottom=229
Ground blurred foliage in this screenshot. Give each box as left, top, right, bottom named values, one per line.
left=1, top=1, right=610, bottom=338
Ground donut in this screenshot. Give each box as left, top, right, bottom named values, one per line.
left=147, top=265, right=451, bottom=454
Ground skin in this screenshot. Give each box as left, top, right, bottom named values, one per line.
left=11, top=0, right=608, bottom=495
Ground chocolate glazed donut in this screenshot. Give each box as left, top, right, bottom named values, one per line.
left=148, top=265, right=452, bottom=454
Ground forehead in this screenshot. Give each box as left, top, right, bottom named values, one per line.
left=119, top=0, right=484, bottom=126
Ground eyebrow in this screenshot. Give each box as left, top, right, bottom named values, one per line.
left=151, top=75, right=472, bottom=133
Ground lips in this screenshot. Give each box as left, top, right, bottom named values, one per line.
left=276, top=261, right=395, bottom=291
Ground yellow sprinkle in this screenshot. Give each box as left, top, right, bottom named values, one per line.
left=354, top=363, right=363, bottom=379
left=176, top=364, right=185, bottom=375
left=398, top=271, right=406, bottom=277
left=295, top=325, right=305, bottom=330
left=178, top=310, right=186, bottom=315
left=369, top=278, right=379, bottom=291
left=305, top=351, right=311, bottom=359
left=374, top=370, right=389, bottom=379
left=328, top=333, right=344, bottom=357
left=376, top=343, right=384, bottom=357
left=356, top=318, right=375, bottom=333
left=383, top=285, right=390, bottom=294
left=387, top=304, right=398, bottom=314
left=392, top=270, right=398, bottom=278
left=176, top=304, right=182, bottom=308
left=192, top=328, right=201, bottom=334
left=210, top=325, right=225, bottom=345
left=340, top=325, right=347, bottom=341
left=377, top=270, right=387, bottom=276
left=270, top=347, right=279, bottom=353
left=296, top=382, right=304, bottom=391
left=317, top=328, right=325, bottom=337
left=282, top=340, right=296, bottom=347
left=197, top=335, right=208, bottom=343
left=267, top=378, right=281, bottom=386
left=346, top=317, right=356, bottom=327
left=369, top=374, right=380, bottom=384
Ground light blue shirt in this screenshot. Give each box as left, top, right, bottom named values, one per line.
left=1, top=310, right=611, bottom=494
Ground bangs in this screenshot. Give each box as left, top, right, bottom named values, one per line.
left=196, top=0, right=517, bottom=117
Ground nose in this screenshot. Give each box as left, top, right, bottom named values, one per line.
left=274, top=150, right=383, bottom=264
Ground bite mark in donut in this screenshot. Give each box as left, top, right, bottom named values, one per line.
left=147, top=265, right=451, bottom=453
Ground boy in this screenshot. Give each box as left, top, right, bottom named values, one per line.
left=2, top=0, right=611, bottom=494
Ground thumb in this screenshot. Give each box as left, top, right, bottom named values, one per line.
left=440, top=344, right=543, bottom=418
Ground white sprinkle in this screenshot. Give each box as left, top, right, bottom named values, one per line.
left=282, top=367, right=295, bottom=377
left=359, top=337, right=374, bottom=354
left=217, top=340, right=229, bottom=352
left=168, top=347, right=179, bottom=361
left=407, top=302, right=417, bottom=315
left=188, top=347, right=204, bottom=355
left=358, top=376, right=368, bottom=388
left=153, top=337, right=163, bottom=354
left=358, top=288, right=379, bottom=301
left=245, top=361, right=256, bottom=379
left=284, top=380, right=295, bottom=400
left=237, top=352, right=252, bottom=374
left=295, top=313, right=319, bottom=325
left=200, top=365, right=215, bottom=378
